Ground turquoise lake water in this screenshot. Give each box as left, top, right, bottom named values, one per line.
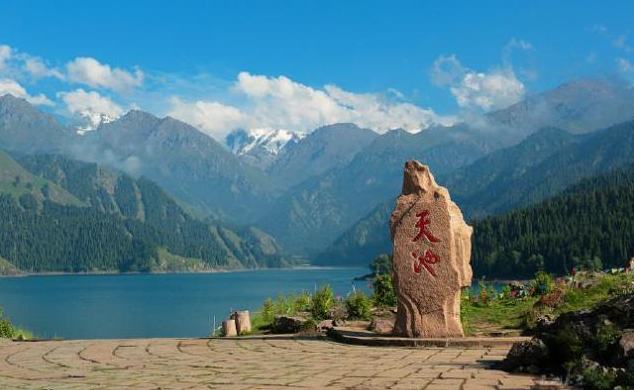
left=0, top=268, right=369, bottom=340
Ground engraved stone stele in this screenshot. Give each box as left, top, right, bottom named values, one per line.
left=390, top=160, right=473, bottom=338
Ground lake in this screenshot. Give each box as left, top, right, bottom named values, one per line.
left=0, top=268, right=368, bottom=340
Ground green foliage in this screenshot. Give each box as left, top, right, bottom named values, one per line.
left=595, top=321, right=622, bottom=358
left=310, top=285, right=334, bottom=320
left=472, top=165, right=634, bottom=278
left=345, top=290, right=372, bottom=320
left=372, top=274, right=396, bottom=307
left=581, top=366, right=618, bottom=390
left=370, top=254, right=392, bottom=276
left=0, top=310, right=14, bottom=339
left=553, top=324, right=585, bottom=362
left=531, top=271, right=555, bottom=296
left=291, top=292, right=312, bottom=313
left=251, top=298, right=276, bottom=331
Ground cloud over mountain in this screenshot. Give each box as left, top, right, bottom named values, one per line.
left=0, top=78, right=53, bottom=106
left=57, top=89, right=124, bottom=132
left=168, top=72, right=454, bottom=139
left=431, top=54, right=526, bottom=111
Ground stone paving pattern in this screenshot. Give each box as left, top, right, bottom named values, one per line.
left=0, top=337, right=544, bottom=390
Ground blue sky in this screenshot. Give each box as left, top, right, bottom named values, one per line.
left=0, top=0, right=633, bottom=139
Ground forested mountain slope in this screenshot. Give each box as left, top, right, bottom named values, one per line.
left=472, top=164, right=634, bottom=278
left=0, top=152, right=293, bottom=273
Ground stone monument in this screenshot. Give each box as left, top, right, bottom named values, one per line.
left=390, top=160, right=473, bottom=338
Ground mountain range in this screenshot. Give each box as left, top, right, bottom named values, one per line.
left=1, top=77, right=634, bottom=274
left=317, top=119, right=634, bottom=266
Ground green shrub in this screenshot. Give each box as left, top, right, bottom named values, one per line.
left=373, top=274, right=397, bottom=307
left=345, top=290, right=372, bottom=320
left=595, top=321, right=622, bottom=358
left=531, top=271, right=555, bottom=296
left=251, top=298, right=276, bottom=331
left=581, top=366, right=617, bottom=390
left=292, top=292, right=312, bottom=313
left=0, top=309, right=14, bottom=339
left=311, top=285, right=334, bottom=320
left=370, top=254, right=392, bottom=275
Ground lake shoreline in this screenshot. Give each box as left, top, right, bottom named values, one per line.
left=0, top=265, right=364, bottom=278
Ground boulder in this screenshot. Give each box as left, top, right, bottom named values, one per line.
left=620, top=330, right=634, bottom=360
left=369, top=317, right=395, bottom=334
left=502, top=338, right=550, bottom=372
left=390, top=160, right=472, bottom=338
left=272, top=315, right=306, bottom=334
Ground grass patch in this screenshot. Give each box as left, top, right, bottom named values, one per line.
left=0, top=255, right=21, bottom=276
left=461, top=272, right=634, bottom=336
left=154, top=248, right=207, bottom=272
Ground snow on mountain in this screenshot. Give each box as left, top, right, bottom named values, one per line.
left=227, top=128, right=304, bottom=155
left=225, top=128, right=304, bottom=169
left=76, top=112, right=118, bottom=135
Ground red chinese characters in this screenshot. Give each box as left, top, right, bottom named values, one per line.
left=412, top=210, right=441, bottom=277
left=411, top=249, right=439, bottom=276
left=412, top=211, right=440, bottom=243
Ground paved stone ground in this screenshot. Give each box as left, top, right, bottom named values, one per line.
left=0, top=337, right=548, bottom=390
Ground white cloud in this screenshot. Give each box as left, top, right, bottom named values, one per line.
left=168, top=72, right=454, bottom=138
left=324, top=84, right=455, bottom=131
left=0, top=78, right=53, bottom=106
left=431, top=54, right=525, bottom=111
left=168, top=97, right=244, bottom=137
left=505, top=38, right=534, bottom=52
left=23, top=56, right=63, bottom=79
left=66, top=57, right=143, bottom=92
left=57, top=88, right=124, bottom=132
left=0, top=45, right=11, bottom=70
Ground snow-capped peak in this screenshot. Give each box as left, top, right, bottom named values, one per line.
left=76, top=111, right=118, bottom=135
left=226, top=128, right=304, bottom=156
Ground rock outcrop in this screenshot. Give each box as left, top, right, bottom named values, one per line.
left=390, top=160, right=473, bottom=338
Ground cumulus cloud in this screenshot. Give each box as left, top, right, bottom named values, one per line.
left=66, top=57, right=143, bottom=92
left=23, top=56, right=64, bottom=79
left=168, top=97, right=244, bottom=136
left=57, top=88, right=124, bottom=132
left=0, top=78, right=53, bottom=106
left=167, top=72, right=454, bottom=138
left=431, top=54, right=525, bottom=111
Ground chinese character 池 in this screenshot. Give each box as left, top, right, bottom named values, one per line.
left=411, top=249, right=440, bottom=276
left=412, top=210, right=440, bottom=243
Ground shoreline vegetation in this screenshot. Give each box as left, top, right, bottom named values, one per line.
left=247, top=254, right=634, bottom=338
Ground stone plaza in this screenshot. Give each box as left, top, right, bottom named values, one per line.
left=0, top=336, right=548, bottom=390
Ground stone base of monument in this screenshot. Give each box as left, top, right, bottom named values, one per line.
left=328, top=322, right=530, bottom=348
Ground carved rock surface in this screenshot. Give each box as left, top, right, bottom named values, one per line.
left=390, top=160, right=472, bottom=338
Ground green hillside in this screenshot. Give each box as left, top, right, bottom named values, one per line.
left=0, top=151, right=82, bottom=207
left=472, top=164, right=634, bottom=278
left=0, top=153, right=295, bottom=273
